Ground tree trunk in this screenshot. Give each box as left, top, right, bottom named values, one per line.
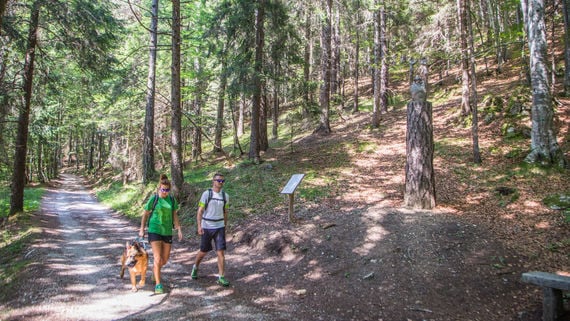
left=249, top=0, right=265, bottom=163
left=467, top=0, right=481, bottom=164
left=490, top=1, right=504, bottom=73
left=142, top=0, right=158, bottom=185
left=331, top=3, right=340, bottom=97
left=259, top=91, right=269, bottom=152
left=88, top=127, right=95, bottom=171
left=316, top=0, right=332, bottom=134
left=214, top=55, right=227, bottom=153
left=372, top=2, right=381, bottom=127
left=229, top=96, right=244, bottom=155
left=10, top=0, right=40, bottom=215
left=352, top=0, right=360, bottom=113
left=524, top=0, right=568, bottom=167
left=303, top=9, right=312, bottom=116
left=191, top=93, right=202, bottom=162
left=518, top=1, right=532, bottom=85
left=405, top=100, right=436, bottom=209
left=458, top=0, right=471, bottom=116
left=170, top=0, right=183, bottom=197
left=0, top=0, right=9, bottom=34
left=237, top=95, right=245, bottom=137
left=379, top=7, right=388, bottom=114
left=562, top=0, right=570, bottom=96
left=272, top=83, right=279, bottom=141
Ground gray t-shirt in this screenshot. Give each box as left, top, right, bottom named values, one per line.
left=199, top=189, right=228, bottom=229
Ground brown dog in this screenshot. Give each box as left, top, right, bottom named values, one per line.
left=120, top=241, right=148, bottom=292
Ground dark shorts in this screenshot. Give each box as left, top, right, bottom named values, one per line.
left=200, top=227, right=226, bottom=252
left=148, top=232, right=173, bottom=244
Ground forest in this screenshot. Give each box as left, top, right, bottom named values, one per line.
left=0, top=0, right=569, bottom=319
left=0, top=0, right=568, bottom=215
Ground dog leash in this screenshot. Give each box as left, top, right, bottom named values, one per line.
left=134, top=236, right=150, bottom=251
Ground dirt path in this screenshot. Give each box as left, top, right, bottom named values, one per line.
left=0, top=172, right=551, bottom=321
left=0, top=174, right=283, bottom=321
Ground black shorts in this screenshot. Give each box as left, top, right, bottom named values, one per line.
left=200, top=227, right=226, bottom=252
left=148, top=232, right=173, bottom=244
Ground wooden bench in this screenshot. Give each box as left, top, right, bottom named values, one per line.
left=521, top=271, right=570, bottom=321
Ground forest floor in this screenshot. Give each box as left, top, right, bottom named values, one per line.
left=1, top=70, right=570, bottom=320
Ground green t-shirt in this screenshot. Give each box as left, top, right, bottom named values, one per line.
left=144, top=195, right=179, bottom=236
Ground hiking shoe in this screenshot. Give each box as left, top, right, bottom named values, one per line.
left=154, top=284, right=164, bottom=294
left=217, top=276, right=230, bottom=287
left=191, top=265, right=198, bottom=280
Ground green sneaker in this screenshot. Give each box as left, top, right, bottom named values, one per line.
left=191, top=265, right=198, bottom=280
left=217, top=276, right=230, bottom=287
left=154, top=283, right=164, bottom=294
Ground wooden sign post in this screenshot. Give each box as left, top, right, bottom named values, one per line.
left=280, top=174, right=305, bottom=223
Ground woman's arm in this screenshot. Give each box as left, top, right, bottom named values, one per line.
left=139, top=210, right=150, bottom=237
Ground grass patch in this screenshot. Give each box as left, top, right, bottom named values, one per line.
left=95, top=180, right=145, bottom=219
left=0, top=204, right=43, bottom=303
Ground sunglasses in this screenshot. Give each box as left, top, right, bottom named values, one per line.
left=214, top=179, right=225, bottom=183
left=159, top=188, right=170, bottom=192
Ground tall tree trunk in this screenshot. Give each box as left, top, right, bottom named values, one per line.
left=249, top=0, right=265, bottom=163
left=317, top=0, right=332, bottom=134
left=237, top=95, right=245, bottom=137
left=490, top=1, right=504, bottom=73
left=0, top=0, right=9, bottom=34
left=372, top=1, right=381, bottom=127
left=10, top=0, right=39, bottom=215
left=352, top=0, right=360, bottom=113
left=260, top=92, right=268, bottom=151
left=524, top=0, right=568, bottom=167
left=88, top=127, right=95, bottom=171
left=170, top=0, right=183, bottom=197
left=214, top=55, right=227, bottom=153
left=467, top=0, right=481, bottom=164
left=379, top=7, right=388, bottom=114
left=457, top=0, right=471, bottom=116
left=303, top=8, right=312, bottom=116
left=518, top=2, right=531, bottom=85
left=272, top=83, right=279, bottom=140
left=97, top=131, right=103, bottom=170
left=331, top=3, right=340, bottom=97
left=142, top=0, right=158, bottom=185
left=191, top=95, right=202, bottom=161
left=562, top=0, right=570, bottom=96
left=229, top=96, right=243, bottom=155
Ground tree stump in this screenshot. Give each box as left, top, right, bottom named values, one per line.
left=404, top=94, right=436, bottom=209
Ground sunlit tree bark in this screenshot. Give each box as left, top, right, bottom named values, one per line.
left=562, top=0, right=570, bottom=96
left=142, top=0, right=158, bottom=184
left=523, top=0, right=568, bottom=167
left=249, top=0, right=265, bottom=163
left=316, top=0, right=332, bottom=134
left=170, top=0, right=184, bottom=197
left=9, top=0, right=39, bottom=215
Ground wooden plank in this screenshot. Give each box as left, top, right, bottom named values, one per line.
left=521, top=271, right=570, bottom=291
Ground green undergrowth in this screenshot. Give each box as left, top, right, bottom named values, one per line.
left=0, top=188, right=45, bottom=301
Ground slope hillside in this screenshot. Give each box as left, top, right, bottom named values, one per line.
left=214, top=59, right=570, bottom=320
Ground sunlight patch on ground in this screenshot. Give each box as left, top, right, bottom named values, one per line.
left=354, top=209, right=390, bottom=256
left=303, top=266, right=324, bottom=280
left=522, top=200, right=542, bottom=208
left=534, top=221, right=552, bottom=229
left=240, top=272, right=265, bottom=283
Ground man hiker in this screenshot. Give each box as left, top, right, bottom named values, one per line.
left=191, top=173, right=230, bottom=286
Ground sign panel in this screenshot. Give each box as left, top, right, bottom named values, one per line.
left=280, top=174, right=305, bottom=194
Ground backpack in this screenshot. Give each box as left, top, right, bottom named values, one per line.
left=203, top=188, right=227, bottom=222
left=147, top=193, right=175, bottom=227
